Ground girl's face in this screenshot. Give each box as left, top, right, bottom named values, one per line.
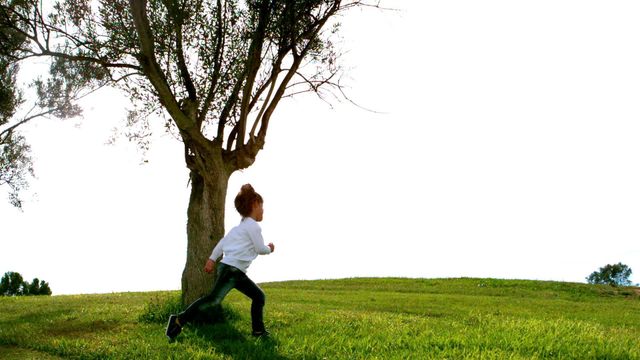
left=251, top=201, right=264, bottom=222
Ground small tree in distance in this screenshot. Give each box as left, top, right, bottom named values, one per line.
left=0, top=271, right=24, bottom=295
left=0, top=271, right=52, bottom=296
left=586, top=263, right=633, bottom=287
left=26, top=277, right=52, bottom=296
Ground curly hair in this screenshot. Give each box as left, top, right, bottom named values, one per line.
left=234, top=184, right=263, bottom=217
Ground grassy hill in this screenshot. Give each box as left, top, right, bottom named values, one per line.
left=0, top=278, right=638, bottom=359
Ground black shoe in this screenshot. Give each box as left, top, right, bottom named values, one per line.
left=252, top=330, right=270, bottom=338
left=166, top=315, right=182, bottom=341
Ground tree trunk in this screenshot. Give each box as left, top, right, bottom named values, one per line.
left=181, top=168, right=230, bottom=305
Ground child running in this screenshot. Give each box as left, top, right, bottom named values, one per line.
left=166, top=184, right=275, bottom=340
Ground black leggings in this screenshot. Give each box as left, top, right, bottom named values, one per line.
left=178, top=263, right=266, bottom=333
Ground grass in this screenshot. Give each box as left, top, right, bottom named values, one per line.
left=0, top=277, right=639, bottom=359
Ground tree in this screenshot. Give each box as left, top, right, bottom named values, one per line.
left=37, top=279, right=52, bottom=295
left=24, top=277, right=52, bottom=295
left=0, top=271, right=24, bottom=295
left=26, top=277, right=40, bottom=295
left=0, top=272, right=52, bottom=296
left=0, top=0, right=32, bottom=209
left=586, top=263, right=633, bottom=287
left=1, top=0, right=376, bottom=304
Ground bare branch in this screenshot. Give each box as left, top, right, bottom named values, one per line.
left=249, top=70, right=278, bottom=140
left=128, top=0, right=198, bottom=135
left=249, top=55, right=286, bottom=140
left=248, top=48, right=287, bottom=112
left=341, top=0, right=394, bottom=11
left=285, top=73, right=384, bottom=114
left=335, top=84, right=386, bottom=114
left=220, top=70, right=245, bottom=150
left=290, top=68, right=339, bottom=93
left=0, top=80, right=120, bottom=139
left=22, top=48, right=140, bottom=70
left=253, top=2, right=340, bottom=143
left=225, top=124, right=239, bottom=152
left=236, top=0, right=272, bottom=151
left=0, top=108, right=56, bottom=139
left=199, top=0, right=225, bottom=128
left=174, top=15, right=197, bottom=100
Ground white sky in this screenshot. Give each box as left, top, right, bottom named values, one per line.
left=1, top=1, right=639, bottom=295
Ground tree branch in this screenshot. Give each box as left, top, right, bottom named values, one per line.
left=0, top=79, right=126, bottom=138
left=22, top=49, right=140, bottom=70
left=174, top=14, right=197, bottom=100
left=1, top=5, right=141, bottom=71
left=128, top=0, right=199, bottom=136
left=200, top=0, right=225, bottom=130
left=0, top=108, right=56, bottom=139
left=220, top=71, right=245, bottom=151
left=236, top=0, right=271, bottom=151
left=290, top=68, right=339, bottom=93
left=254, top=3, right=339, bottom=144
left=249, top=55, right=285, bottom=141
left=247, top=46, right=287, bottom=112
left=225, top=124, right=239, bottom=152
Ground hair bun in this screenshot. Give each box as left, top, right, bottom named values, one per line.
left=235, top=184, right=263, bottom=217
left=240, top=184, right=255, bottom=194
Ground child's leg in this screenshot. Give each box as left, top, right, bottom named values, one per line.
left=178, top=264, right=235, bottom=325
left=234, top=272, right=266, bottom=334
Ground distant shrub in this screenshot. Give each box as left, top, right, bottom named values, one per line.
left=0, top=271, right=51, bottom=296
left=26, top=278, right=52, bottom=296
left=586, top=263, right=633, bottom=287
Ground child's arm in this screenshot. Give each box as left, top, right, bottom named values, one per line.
left=248, top=223, right=273, bottom=255
left=210, top=237, right=224, bottom=260
left=204, top=237, right=225, bottom=273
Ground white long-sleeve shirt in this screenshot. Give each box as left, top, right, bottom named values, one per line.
left=209, top=217, right=272, bottom=272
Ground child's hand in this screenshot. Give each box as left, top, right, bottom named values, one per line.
left=204, top=259, right=216, bottom=273
left=268, top=243, right=275, bottom=253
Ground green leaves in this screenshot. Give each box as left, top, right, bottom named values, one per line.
left=0, top=132, right=33, bottom=208
left=0, top=271, right=51, bottom=296
left=0, top=62, right=22, bottom=125
left=587, top=263, right=633, bottom=287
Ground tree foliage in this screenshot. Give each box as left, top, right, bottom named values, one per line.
left=0, top=0, right=32, bottom=208
left=0, top=271, right=52, bottom=296
left=586, top=263, right=633, bottom=287
left=0, top=0, right=368, bottom=181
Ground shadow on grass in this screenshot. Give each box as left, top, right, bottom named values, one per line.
left=184, top=322, right=291, bottom=360
left=45, top=319, right=122, bottom=338
left=3, top=309, right=121, bottom=339
left=168, top=306, right=292, bottom=360
left=12, top=309, right=72, bottom=324
left=0, top=345, right=65, bottom=360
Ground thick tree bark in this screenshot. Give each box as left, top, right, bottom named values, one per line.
left=181, top=167, right=230, bottom=305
